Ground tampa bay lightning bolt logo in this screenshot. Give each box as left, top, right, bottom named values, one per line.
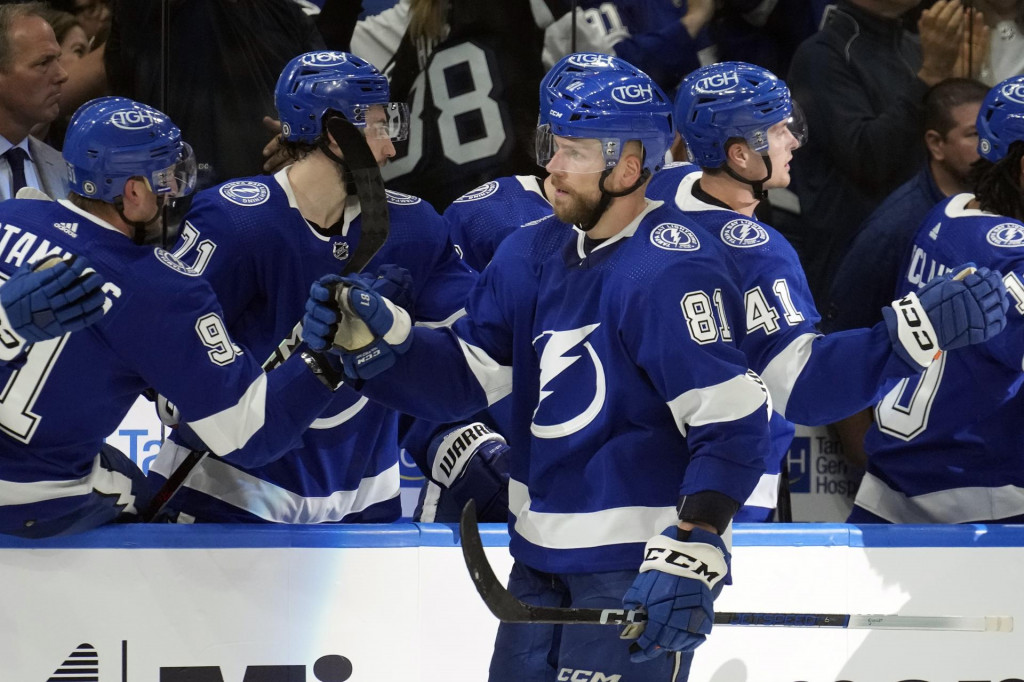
left=650, top=223, right=700, bottom=251
left=531, top=324, right=606, bottom=439
left=720, top=218, right=770, bottom=248
left=153, top=248, right=201, bottom=276
left=454, top=181, right=499, bottom=203
left=385, top=190, right=421, bottom=205
left=219, top=181, right=271, bottom=207
left=986, top=222, right=1024, bottom=248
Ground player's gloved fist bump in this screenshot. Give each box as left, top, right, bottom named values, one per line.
left=0, top=253, right=107, bottom=347
left=301, top=272, right=412, bottom=380
left=884, top=264, right=1008, bottom=369
left=429, top=423, right=510, bottom=521
left=623, top=526, right=730, bottom=662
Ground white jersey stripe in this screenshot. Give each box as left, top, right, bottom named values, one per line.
left=188, top=373, right=269, bottom=457
left=458, top=337, right=513, bottom=406
left=508, top=478, right=677, bottom=550
left=857, top=471, right=1024, bottom=523
left=0, top=453, right=136, bottom=511
left=759, top=332, right=818, bottom=417
left=169, top=443, right=401, bottom=524
left=667, top=371, right=768, bottom=434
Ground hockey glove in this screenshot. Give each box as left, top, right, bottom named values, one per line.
left=884, top=265, right=1007, bottom=369
left=0, top=254, right=106, bottom=350
left=302, top=271, right=412, bottom=380
left=622, top=526, right=730, bottom=663
left=428, top=423, right=510, bottom=521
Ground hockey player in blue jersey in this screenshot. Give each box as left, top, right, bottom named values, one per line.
left=305, top=64, right=772, bottom=680
left=850, top=75, right=1024, bottom=524
left=146, top=51, right=477, bottom=524
left=649, top=61, right=1009, bottom=521
left=0, top=97, right=348, bottom=538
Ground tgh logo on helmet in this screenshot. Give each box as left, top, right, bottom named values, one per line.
left=695, top=71, right=740, bottom=94
left=1000, top=82, right=1024, bottom=105
left=568, top=53, right=616, bottom=68
left=611, top=83, right=653, bottom=105
left=110, top=109, right=157, bottom=130
left=301, top=51, right=348, bottom=66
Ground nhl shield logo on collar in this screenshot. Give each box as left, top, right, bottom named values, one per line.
left=332, top=241, right=351, bottom=261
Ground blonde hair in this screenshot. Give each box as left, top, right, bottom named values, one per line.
left=407, top=0, right=448, bottom=43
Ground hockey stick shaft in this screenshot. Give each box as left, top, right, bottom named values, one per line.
left=459, top=501, right=1012, bottom=634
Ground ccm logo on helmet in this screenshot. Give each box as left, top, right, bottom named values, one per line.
left=110, top=110, right=157, bottom=130
left=695, top=71, right=740, bottom=93
left=1001, top=83, right=1024, bottom=105
left=611, top=83, right=652, bottom=105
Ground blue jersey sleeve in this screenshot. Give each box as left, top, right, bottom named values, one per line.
left=620, top=252, right=770, bottom=504
left=109, top=252, right=333, bottom=468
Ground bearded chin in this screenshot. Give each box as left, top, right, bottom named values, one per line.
left=553, top=192, right=601, bottom=227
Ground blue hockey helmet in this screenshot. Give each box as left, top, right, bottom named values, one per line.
left=977, top=75, right=1024, bottom=163
left=536, top=66, right=673, bottom=176
left=63, top=97, right=197, bottom=203
left=275, top=50, right=409, bottom=144
left=538, top=52, right=639, bottom=125
left=674, top=61, right=806, bottom=168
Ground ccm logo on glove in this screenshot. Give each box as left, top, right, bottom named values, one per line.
left=639, top=534, right=729, bottom=590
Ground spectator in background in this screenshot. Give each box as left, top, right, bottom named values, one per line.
left=49, top=0, right=109, bottom=45
left=787, top=0, right=977, bottom=306
left=350, top=0, right=551, bottom=209
left=822, top=77, right=988, bottom=466
left=541, top=0, right=717, bottom=95
left=709, top=0, right=826, bottom=77
left=975, top=0, right=1024, bottom=85
left=31, top=7, right=89, bottom=149
left=105, top=0, right=323, bottom=191
left=0, top=3, right=68, bottom=200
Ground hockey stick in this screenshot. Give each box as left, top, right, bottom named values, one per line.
left=141, top=117, right=390, bottom=522
left=458, top=501, right=1013, bottom=634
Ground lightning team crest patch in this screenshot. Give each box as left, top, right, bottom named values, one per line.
left=720, top=219, right=769, bottom=248
left=650, top=223, right=700, bottom=251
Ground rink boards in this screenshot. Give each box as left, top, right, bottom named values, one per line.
left=1, top=523, right=1022, bottom=682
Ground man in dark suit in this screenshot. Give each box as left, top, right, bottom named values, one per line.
left=0, top=3, right=70, bottom=201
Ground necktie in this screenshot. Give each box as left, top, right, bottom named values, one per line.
left=4, top=147, right=27, bottom=198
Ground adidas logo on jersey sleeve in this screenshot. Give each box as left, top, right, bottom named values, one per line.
left=53, top=221, right=78, bottom=237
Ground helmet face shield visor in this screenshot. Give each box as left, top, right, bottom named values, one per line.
left=783, top=100, right=808, bottom=149
left=150, top=142, right=197, bottom=199
left=536, top=125, right=620, bottom=174
left=355, top=102, right=410, bottom=141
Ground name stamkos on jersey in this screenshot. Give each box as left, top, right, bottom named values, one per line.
left=986, top=222, right=1024, bottom=248
left=385, top=190, right=421, bottom=206
left=453, top=181, right=499, bottom=203
left=650, top=222, right=700, bottom=251
left=720, top=218, right=769, bottom=248
left=218, top=180, right=271, bottom=207
left=154, top=248, right=201, bottom=276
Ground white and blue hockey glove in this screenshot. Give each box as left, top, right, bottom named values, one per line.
left=302, top=270, right=413, bottom=380
left=428, top=423, right=510, bottom=521
left=0, top=254, right=106, bottom=356
left=883, top=265, right=1007, bottom=369
left=623, top=526, right=730, bottom=663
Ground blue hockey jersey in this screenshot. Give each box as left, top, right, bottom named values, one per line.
left=360, top=199, right=771, bottom=573
left=148, top=170, right=477, bottom=524
left=648, top=166, right=925, bottom=517
left=856, top=194, right=1024, bottom=523
left=444, top=175, right=552, bottom=272
left=0, top=199, right=336, bottom=532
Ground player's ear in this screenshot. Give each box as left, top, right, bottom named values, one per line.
left=924, top=129, right=944, bottom=161
left=724, top=139, right=749, bottom=169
